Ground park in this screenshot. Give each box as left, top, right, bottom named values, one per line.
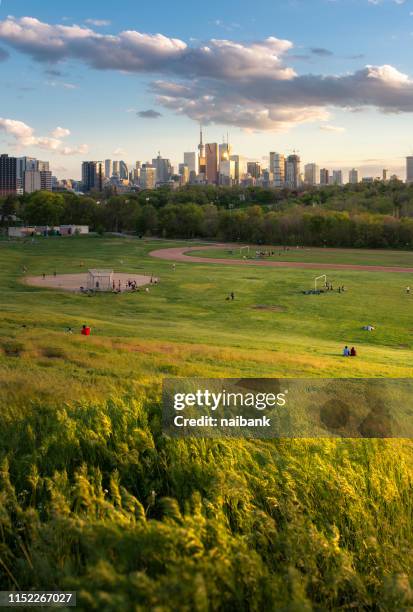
left=0, top=233, right=413, bottom=610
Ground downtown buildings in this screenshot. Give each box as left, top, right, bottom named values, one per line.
left=0, top=154, right=52, bottom=197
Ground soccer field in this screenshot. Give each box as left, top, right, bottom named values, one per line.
left=1, top=235, right=413, bottom=610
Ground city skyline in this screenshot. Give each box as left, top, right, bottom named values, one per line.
left=1, top=1, right=413, bottom=178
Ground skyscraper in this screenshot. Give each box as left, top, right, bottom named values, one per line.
left=0, top=154, right=18, bottom=197
left=219, top=141, right=232, bottom=162
left=205, top=143, right=219, bottom=184
left=349, top=168, right=359, bottom=184
left=24, top=171, right=41, bottom=194
left=219, top=160, right=236, bottom=185
left=184, top=152, right=197, bottom=175
left=270, top=153, right=285, bottom=188
left=140, top=165, right=157, bottom=189
left=285, top=155, right=301, bottom=189
left=105, top=159, right=112, bottom=179
left=304, top=163, right=319, bottom=186
left=247, top=162, right=261, bottom=179
left=230, top=155, right=247, bottom=184
left=332, top=170, right=343, bottom=186
left=152, top=153, right=172, bottom=184
left=81, top=161, right=103, bottom=192
left=320, top=168, right=330, bottom=186
left=119, top=161, right=129, bottom=181
left=406, top=157, right=413, bottom=184
left=40, top=170, right=52, bottom=191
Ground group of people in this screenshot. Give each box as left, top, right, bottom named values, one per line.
left=343, top=346, right=357, bottom=357
left=226, top=292, right=235, bottom=301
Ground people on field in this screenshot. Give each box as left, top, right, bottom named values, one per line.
left=363, top=325, right=375, bottom=332
left=231, top=292, right=235, bottom=300
left=406, top=286, right=411, bottom=294
left=81, top=324, right=91, bottom=336
left=350, top=347, right=357, bottom=357
left=343, top=346, right=350, bottom=356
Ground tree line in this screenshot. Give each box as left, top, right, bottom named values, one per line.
left=2, top=182, right=413, bottom=248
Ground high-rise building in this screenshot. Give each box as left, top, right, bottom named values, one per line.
left=304, top=163, right=319, bottom=186
left=0, top=154, right=18, bottom=197
left=320, top=168, right=330, bottom=186
left=140, top=165, right=157, bottom=189
left=40, top=171, right=52, bottom=191
left=152, top=153, right=172, bottom=184
left=81, top=161, right=103, bottom=192
left=178, top=163, right=190, bottom=185
left=38, top=161, right=49, bottom=172
left=219, top=141, right=232, bottom=162
left=105, top=159, right=112, bottom=179
left=112, top=161, right=119, bottom=177
left=332, top=170, right=343, bottom=186
left=382, top=169, right=388, bottom=182
left=119, top=161, right=128, bottom=180
left=406, top=157, right=413, bottom=184
left=285, top=155, right=301, bottom=189
left=184, top=152, right=197, bottom=175
left=349, top=168, right=359, bottom=185
left=24, top=170, right=41, bottom=193
left=270, top=153, right=285, bottom=188
left=219, top=159, right=236, bottom=185
left=230, top=155, right=247, bottom=184
left=247, top=162, right=261, bottom=179
left=205, top=143, right=219, bottom=184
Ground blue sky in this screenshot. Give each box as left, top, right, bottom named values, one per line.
left=1, top=0, right=413, bottom=178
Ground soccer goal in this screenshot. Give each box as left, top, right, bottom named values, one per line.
left=240, top=246, right=250, bottom=257
left=314, top=274, right=327, bottom=291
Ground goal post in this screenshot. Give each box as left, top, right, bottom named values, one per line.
left=240, top=246, right=250, bottom=257
left=314, top=274, right=327, bottom=291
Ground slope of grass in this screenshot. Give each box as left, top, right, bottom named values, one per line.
left=0, top=236, right=413, bottom=610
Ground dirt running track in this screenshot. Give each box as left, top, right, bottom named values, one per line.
left=150, top=245, right=413, bottom=273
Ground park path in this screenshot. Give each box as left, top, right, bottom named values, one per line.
left=149, top=245, right=413, bottom=273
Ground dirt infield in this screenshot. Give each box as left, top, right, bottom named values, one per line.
left=150, top=245, right=413, bottom=273
left=24, top=273, right=155, bottom=292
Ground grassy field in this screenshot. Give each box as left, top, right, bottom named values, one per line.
left=189, top=245, right=413, bottom=267
left=1, top=235, right=413, bottom=610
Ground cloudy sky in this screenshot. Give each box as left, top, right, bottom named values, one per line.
left=1, top=0, right=413, bottom=179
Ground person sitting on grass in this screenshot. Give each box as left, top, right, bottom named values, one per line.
left=343, top=346, right=350, bottom=356
left=81, top=324, right=91, bottom=336
left=350, top=347, right=357, bottom=357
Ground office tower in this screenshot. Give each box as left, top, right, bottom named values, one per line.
left=349, top=168, right=359, bottom=184
left=247, top=162, right=261, bottom=179
left=105, top=159, right=112, bottom=179
left=40, top=170, right=52, bottom=191
left=112, top=161, right=119, bottom=177
left=119, top=160, right=128, bottom=180
left=270, top=153, right=285, bottom=188
left=17, top=157, right=38, bottom=180
left=320, top=168, right=330, bottom=186
left=24, top=170, right=41, bottom=193
left=184, top=152, right=197, bottom=175
left=219, top=141, right=232, bottom=162
left=285, top=155, right=301, bottom=189
left=152, top=153, right=172, bottom=184
left=382, top=169, right=388, bottom=182
left=140, top=165, right=157, bottom=189
left=0, top=154, right=18, bottom=196
left=198, top=126, right=206, bottom=175
left=133, top=161, right=141, bottom=183
left=229, top=155, right=246, bottom=184
left=205, top=143, right=219, bottom=184
left=178, top=163, right=189, bottom=185
left=406, top=157, right=413, bottom=184
left=38, top=161, right=49, bottom=172
left=219, top=159, right=236, bottom=185
left=332, top=170, right=343, bottom=186
left=81, top=161, right=103, bottom=192
left=304, top=163, right=319, bottom=186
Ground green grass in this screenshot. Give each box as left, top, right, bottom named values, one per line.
left=1, top=235, right=413, bottom=610
left=190, top=245, right=413, bottom=267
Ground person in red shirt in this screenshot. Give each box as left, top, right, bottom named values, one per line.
left=350, top=347, right=357, bottom=357
left=81, top=325, right=91, bottom=336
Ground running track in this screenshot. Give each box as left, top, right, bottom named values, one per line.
left=149, top=245, right=413, bottom=273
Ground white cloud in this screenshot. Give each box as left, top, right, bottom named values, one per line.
left=1, top=17, right=413, bottom=132
left=51, top=126, right=70, bottom=138
left=0, top=117, right=88, bottom=154
left=84, top=19, right=111, bottom=27
left=320, top=124, right=346, bottom=133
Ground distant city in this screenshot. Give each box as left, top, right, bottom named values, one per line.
left=1, top=128, right=413, bottom=196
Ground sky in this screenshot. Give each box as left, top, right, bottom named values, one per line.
left=1, top=0, right=413, bottom=179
